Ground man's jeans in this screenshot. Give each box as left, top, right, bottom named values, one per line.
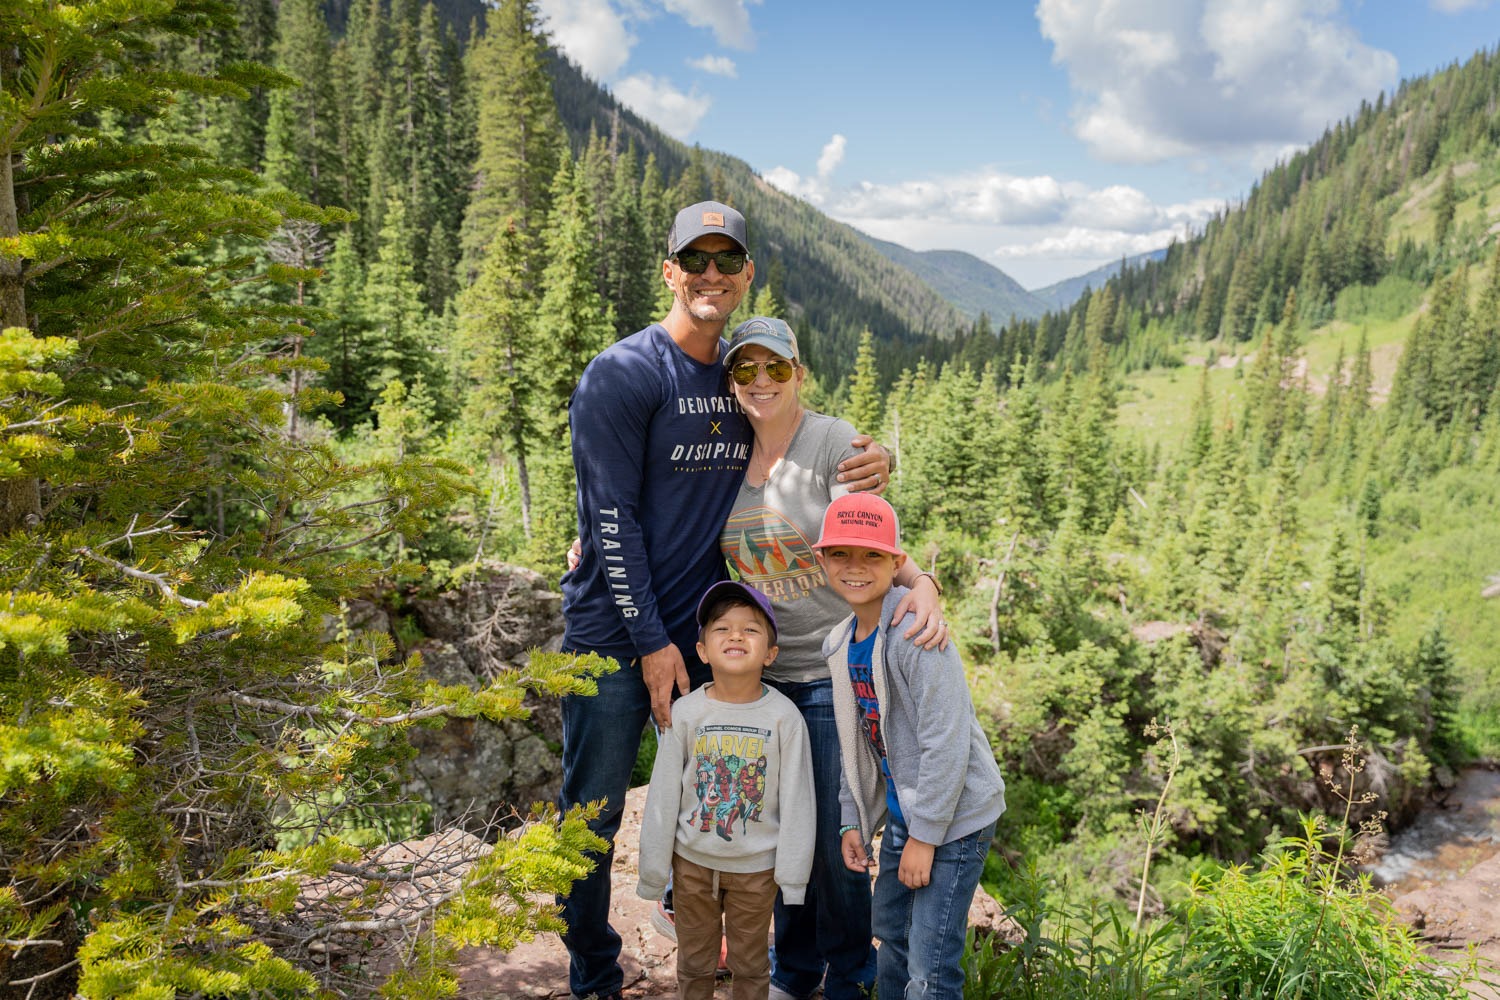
left=556, top=649, right=711, bottom=999
left=871, top=819, right=993, bottom=1000
left=765, top=678, right=878, bottom=1000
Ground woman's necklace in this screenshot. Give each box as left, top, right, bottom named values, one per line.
left=750, top=410, right=803, bottom=485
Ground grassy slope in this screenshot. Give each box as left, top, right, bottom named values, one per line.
left=1115, top=164, right=1500, bottom=755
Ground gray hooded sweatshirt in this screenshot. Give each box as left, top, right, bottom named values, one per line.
left=824, top=585, right=1006, bottom=850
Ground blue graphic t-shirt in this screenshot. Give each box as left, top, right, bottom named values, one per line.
left=846, top=624, right=903, bottom=826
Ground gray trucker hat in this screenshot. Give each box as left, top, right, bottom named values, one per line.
left=667, top=201, right=748, bottom=255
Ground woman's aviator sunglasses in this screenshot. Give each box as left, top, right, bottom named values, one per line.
left=729, top=358, right=796, bottom=385
left=673, top=249, right=748, bottom=274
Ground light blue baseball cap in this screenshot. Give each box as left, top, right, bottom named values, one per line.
left=726, top=316, right=800, bottom=366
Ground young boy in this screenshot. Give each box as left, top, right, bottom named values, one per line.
left=813, top=494, right=1006, bottom=1000
left=637, top=581, right=816, bottom=1000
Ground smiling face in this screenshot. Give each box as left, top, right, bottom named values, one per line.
left=696, top=600, right=778, bottom=685
left=817, top=544, right=907, bottom=619
left=664, top=233, right=754, bottom=327
left=729, top=343, right=804, bottom=426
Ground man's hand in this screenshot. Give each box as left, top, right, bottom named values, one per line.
left=898, top=837, right=935, bottom=889
left=565, top=537, right=582, bottom=572
left=641, top=642, right=691, bottom=728
left=892, top=575, right=949, bottom=651
left=841, top=830, right=875, bottom=873
left=836, top=435, right=891, bottom=494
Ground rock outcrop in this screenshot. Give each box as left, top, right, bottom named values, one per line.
left=325, top=564, right=573, bottom=836
left=402, top=562, right=570, bottom=834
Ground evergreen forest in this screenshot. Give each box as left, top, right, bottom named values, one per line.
left=4, top=0, right=1500, bottom=993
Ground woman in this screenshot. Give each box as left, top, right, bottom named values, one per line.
left=719, top=316, right=946, bottom=1000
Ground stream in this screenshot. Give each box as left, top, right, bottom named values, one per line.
left=1364, top=766, right=1500, bottom=896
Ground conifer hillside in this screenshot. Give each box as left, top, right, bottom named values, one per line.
left=5, top=0, right=1500, bottom=993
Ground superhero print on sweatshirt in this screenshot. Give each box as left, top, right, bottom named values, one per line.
left=689, top=723, right=770, bottom=843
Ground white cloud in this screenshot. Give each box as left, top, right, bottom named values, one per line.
left=660, top=0, right=761, bottom=49
left=763, top=133, right=847, bottom=205
left=836, top=172, right=1069, bottom=226
left=536, top=0, right=638, bottom=81
left=1430, top=0, right=1490, bottom=9
left=762, top=144, right=1227, bottom=284
left=688, top=54, right=738, bottom=77
left=989, top=226, right=1189, bottom=260
left=1036, top=0, right=1399, bottom=163
left=816, top=134, right=847, bottom=179
left=613, top=73, right=710, bottom=140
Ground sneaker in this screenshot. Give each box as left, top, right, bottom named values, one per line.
left=716, top=934, right=730, bottom=978
left=650, top=898, right=676, bottom=943
left=767, top=984, right=805, bottom=1000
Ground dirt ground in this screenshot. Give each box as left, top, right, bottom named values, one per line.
left=451, top=784, right=1013, bottom=998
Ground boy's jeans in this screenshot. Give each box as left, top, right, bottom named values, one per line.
left=765, top=678, right=878, bottom=1000
left=871, top=819, right=994, bottom=1000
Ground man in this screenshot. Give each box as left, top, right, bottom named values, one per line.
left=557, top=201, right=887, bottom=1000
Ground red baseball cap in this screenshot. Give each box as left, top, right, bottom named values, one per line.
left=813, top=494, right=905, bottom=557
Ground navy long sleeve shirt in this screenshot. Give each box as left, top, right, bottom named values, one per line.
left=561, top=324, right=753, bottom=664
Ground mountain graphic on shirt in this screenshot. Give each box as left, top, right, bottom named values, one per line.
left=722, top=505, right=820, bottom=582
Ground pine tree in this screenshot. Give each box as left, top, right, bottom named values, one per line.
left=996, top=361, right=1055, bottom=534
left=528, top=159, right=615, bottom=559
left=1185, top=362, right=1215, bottom=469
left=1, top=3, right=597, bottom=992
left=848, top=330, right=883, bottom=435
left=262, top=0, right=340, bottom=205
left=459, top=0, right=563, bottom=278
left=1220, top=252, right=1258, bottom=342
left=1412, top=619, right=1462, bottom=766
left=1434, top=163, right=1458, bottom=248
left=604, top=144, right=654, bottom=337
left=457, top=222, right=539, bottom=537
left=672, top=145, right=710, bottom=209
left=310, top=229, right=376, bottom=427
left=364, top=195, right=442, bottom=401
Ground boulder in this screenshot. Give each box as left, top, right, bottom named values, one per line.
left=400, top=563, right=571, bottom=835
left=408, top=561, right=564, bottom=679
left=318, top=597, right=392, bottom=646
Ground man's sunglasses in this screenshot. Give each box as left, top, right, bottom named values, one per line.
left=729, top=359, right=796, bottom=385
left=673, top=249, right=748, bottom=274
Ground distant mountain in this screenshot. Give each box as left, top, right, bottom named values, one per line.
left=543, top=53, right=966, bottom=382
left=862, top=237, right=1049, bottom=323
left=1029, top=249, right=1170, bottom=312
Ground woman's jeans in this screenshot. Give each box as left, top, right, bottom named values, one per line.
left=765, top=677, right=878, bottom=1000
left=872, top=819, right=993, bottom=1000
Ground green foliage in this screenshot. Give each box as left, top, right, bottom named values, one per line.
left=458, top=0, right=562, bottom=279
left=1185, top=816, right=1465, bottom=1000
left=0, top=2, right=614, bottom=993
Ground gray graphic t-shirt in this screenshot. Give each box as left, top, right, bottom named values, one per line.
left=719, top=411, right=859, bottom=682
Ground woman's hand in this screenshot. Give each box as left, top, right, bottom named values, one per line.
left=836, top=435, right=891, bottom=494
left=893, top=573, right=949, bottom=651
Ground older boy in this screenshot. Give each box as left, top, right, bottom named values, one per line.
left=638, top=581, right=816, bottom=1000
left=813, top=495, right=1006, bottom=1000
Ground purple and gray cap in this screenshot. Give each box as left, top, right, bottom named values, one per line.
left=695, top=580, right=777, bottom=641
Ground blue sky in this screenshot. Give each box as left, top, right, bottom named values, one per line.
left=536, top=0, right=1500, bottom=288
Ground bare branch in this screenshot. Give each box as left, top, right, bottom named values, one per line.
left=208, top=691, right=459, bottom=726
left=74, top=546, right=206, bottom=608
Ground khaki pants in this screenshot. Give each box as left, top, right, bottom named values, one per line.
left=671, top=854, right=777, bottom=1000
